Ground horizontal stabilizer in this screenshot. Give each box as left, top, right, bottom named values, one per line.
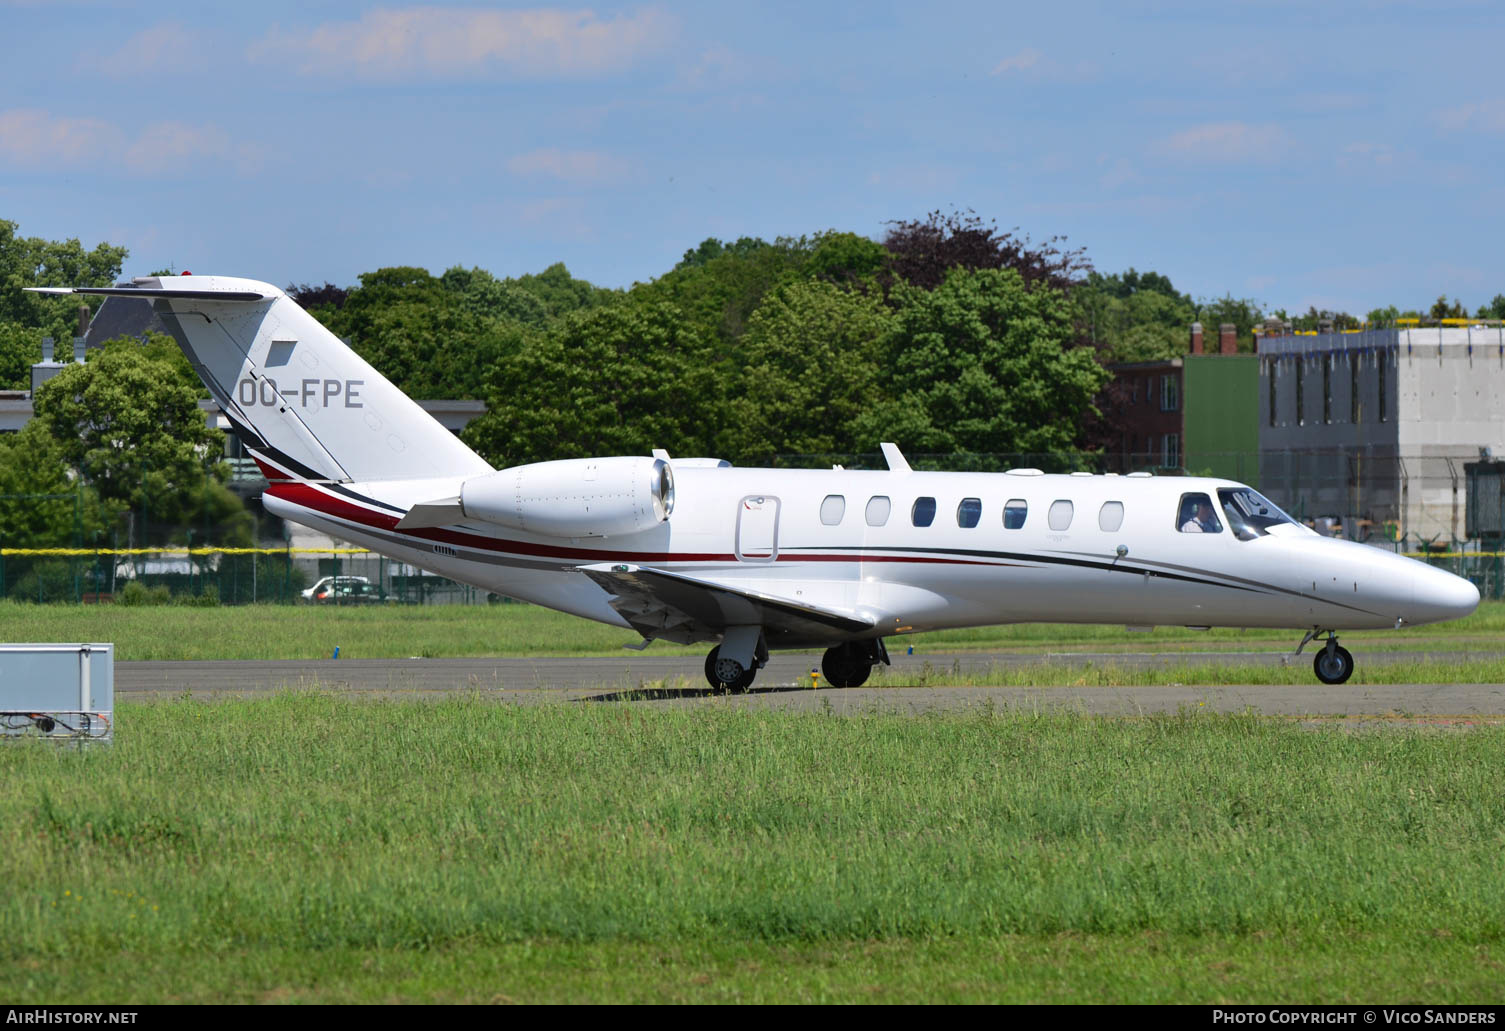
left=581, top=563, right=874, bottom=647
left=395, top=497, right=464, bottom=530
left=26, top=286, right=271, bottom=301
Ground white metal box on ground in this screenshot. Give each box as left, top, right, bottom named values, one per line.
left=0, top=643, right=114, bottom=742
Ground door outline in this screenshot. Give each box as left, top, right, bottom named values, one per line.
left=735, top=495, right=780, bottom=563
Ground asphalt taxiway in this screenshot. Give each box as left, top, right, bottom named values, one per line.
left=113, top=651, right=1505, bottom=719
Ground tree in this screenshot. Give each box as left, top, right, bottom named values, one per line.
left=0, top=421, right=85, bottom=549
left=0, top=322, right=42, bottom=390
left=30, top=339, right=247, bottom=543
left=1430, top=295, right=1467, bottom=320
left=855, top=267, right=1108, bottom=456
left=287, top=282, right=349, bottom=311
left=1477, top=295, right=1505, bottom=320
left=882, top=209, right=1090, bottom=295
left=463, top=299, right=722, bottom=467
left=1077, top=269, right=1196, bottom=360
left=725, top=280, right=893, bottom=462
left=1195, top=295, right=1265, bottom=349
left=637, top=237, right=814, bottom=348
left=0, top=218, right=128, bottom=341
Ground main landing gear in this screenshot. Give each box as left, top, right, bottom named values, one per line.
left=821, top=640, right=891, bottom=688
left=1295, top=629, right=1355, bottom=685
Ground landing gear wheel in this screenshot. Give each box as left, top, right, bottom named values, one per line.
left=1313, top=644, right=1354, bottom=685
left=821, top=646, right=872, bottom=688
left=705, top=646, right=756, bottom=692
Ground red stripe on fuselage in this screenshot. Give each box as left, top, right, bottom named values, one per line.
left=265, top=481, right=1013, bottom=568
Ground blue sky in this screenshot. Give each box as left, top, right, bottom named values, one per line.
left=3, top=1, right=1502, bottom=315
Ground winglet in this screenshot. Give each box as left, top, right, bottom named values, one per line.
left=880, top=442, right=911, bottom=473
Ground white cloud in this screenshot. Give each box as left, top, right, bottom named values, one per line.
left=252, top=6, right=676, bottom=79
left=990, top=48, right=1040, bottom=76
left=93, top=22, right=206, bottom=76
left=0, top=108, right=250, bottom=176
left=1156, top=122, right=1293, bottom=163
left=0, top=109, right=118, bottom=165
left=1437, top=100, right=1505, bottom=133
left=507, top=148, right=630, bottom=184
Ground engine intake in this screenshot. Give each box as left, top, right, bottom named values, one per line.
left=460, top=456, right=673, bottom=538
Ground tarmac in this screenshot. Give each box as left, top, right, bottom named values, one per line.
left=114, top=650, right=1505, bottom=721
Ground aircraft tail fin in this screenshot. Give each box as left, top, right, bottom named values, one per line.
left=30, top=276, right=493, bottom=484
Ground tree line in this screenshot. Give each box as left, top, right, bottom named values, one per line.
left=3, top=211, right=1504, bottom=552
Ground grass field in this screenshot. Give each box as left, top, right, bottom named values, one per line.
left=1, top=598, right=1503, bottom=661
left=3, top=696, right=1504, bottom=1003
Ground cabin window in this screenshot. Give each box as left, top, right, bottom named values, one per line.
left=865, top=496, right=891, bottom=526
left=1098, top=501, right=1124, bottom=533
left=1047, top=500, right=1073, bottom=531
left=819, top=495, right=845, bottom=526
left=1176, top=492, right=1223, bottom=534
left=911, top=497, right=937, bottom=527
left=957, top=497, right=982, bottom=528
left=1003, top=499, right=1027, bottom=529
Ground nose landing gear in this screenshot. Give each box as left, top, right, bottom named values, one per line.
left=1296, top=629, right=1355, bottom=685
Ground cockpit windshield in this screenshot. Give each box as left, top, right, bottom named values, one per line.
left=1218, top=488, right=1299, bottom=541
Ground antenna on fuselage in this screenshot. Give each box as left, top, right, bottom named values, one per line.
left=880, top=442, right=911, bottom=474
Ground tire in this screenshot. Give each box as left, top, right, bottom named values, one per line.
left=1313, top=644, right=1354, bottom=685
left=821, top=646, right=872, bottom=688
left=705, top=646, right=755, bottom=691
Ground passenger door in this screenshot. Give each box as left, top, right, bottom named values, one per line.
left=735, top=495, right=780, bottom=563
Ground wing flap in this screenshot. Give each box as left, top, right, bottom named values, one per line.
left=581, top=563, right=874, bottom=647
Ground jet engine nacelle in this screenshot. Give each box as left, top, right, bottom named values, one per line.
left=459, top=456, right=674, bottom=538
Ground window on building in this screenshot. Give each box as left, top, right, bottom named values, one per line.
left=956, top=497, right=982, bottom=528
left=1378, top=353, right=1387, bottom=423
left=1322, top=354, right=1332, bottom=424
left=1296, top=360, right=1305, bottom=425
left=1177, top=492, right=1223, bottom=534
left=1163, top=434, right=1180, bottom=469
left=1003, top=499, right=1027, bottom=529
left=819, top=495, right=845, bottom=526
left=911, top=497, right=936, bottom=527
left=1098, top=501, right=1125, bottom=533
left=865, top=496, right=891, bottom=526
left=1349, top=353, right=1361, bottom=423
left=1268, top=363, right=1277, bottom=427
left=1047, top=500, right=1074, bottom=531
left=1161, top=374, right=1180, bottom=412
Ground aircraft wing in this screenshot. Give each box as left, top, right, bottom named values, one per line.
left=580, top=563, right=874, bottom=647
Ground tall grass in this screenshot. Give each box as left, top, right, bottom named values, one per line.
left=3, top=696, right=1503, bottom=963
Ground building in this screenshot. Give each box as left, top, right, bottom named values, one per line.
left=1259, top=323, right=1505, bottom=542
left=1104, top=322, right=1259, bottom=481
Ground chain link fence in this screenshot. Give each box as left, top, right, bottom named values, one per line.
left=4, top=447, right=1504, bottom=602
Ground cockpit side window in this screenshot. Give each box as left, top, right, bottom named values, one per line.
left=1177, top=493, right=1223, bottom=534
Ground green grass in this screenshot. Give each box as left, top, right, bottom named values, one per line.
left=0, top=599, right=1503, bottom=661
left=861, top=657, right=1505, bottom=688
left=3, top=696, right=1504, bottom=1003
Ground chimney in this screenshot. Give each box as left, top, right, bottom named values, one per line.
left=76, top=304, right=90, bottom=339
left=41, top=336, right=53, bottom=362
left=1219, top=323, right=1237, bottom=355
left=1190, top=322, right=1204, bottom=355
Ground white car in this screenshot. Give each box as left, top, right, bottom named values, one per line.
left=300, top=575, right=381, bottom=603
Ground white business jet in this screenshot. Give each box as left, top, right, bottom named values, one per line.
left=31, top=276, right=1481, bottom=688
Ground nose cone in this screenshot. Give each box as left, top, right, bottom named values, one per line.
left=1409, top=564, right=1481, bottom=625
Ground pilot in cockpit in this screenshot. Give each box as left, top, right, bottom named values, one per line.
left=1178, top=495, right=1221, bottom=533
